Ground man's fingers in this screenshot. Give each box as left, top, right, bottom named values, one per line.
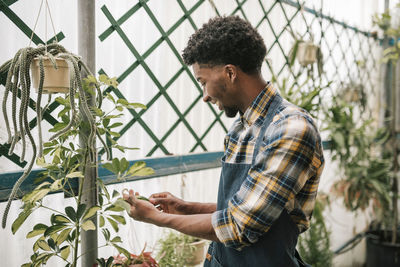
left=122, top=189, right=138, bottom=205
left=149, top=192, right=169, bottom=199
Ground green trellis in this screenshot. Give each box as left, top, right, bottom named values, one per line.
left=96, top=0, right=380, bottom=159
left=0, top=0, right=380, bottom=174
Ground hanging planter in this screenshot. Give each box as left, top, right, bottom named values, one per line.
left=31, top=56, right=70, bottom=94
left=0, top=42, right=107, bottom=229
left=296, top=41, right=319, bottom=66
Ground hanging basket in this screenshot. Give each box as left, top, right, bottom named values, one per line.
left=31, top=57, right=70, bottom=94
left=296, top=42, right=319, bottom=66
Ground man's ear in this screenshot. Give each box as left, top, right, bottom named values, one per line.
left=224, top=64, right=237, bottom=82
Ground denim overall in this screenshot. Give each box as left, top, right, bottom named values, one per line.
left=204, top=94, right=308, bottom=267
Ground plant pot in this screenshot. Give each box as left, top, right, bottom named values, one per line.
left=296, top=42, right=319, bottom=66
left=366, top=230, right=400, bottom=267
left=183, top=239, right=207, bottom=266
left=31, top=57, right=70, bottom=94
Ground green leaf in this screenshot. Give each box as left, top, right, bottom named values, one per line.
left=83, top=206, right=101, bottom=220
left=60, top=245, right=71, bottom=260
left=99, top=74, right=108, bottom=83
left=81, top=220, right=96, bottom=231
left=109, top=122, right=123, bottom=129
left=113, top=244, right=130, bottom=258
left=107, top=217, right=119, bottom=232
left=36, top=157, right=51, bottom=168
left=111, top=236, right=122, bottom=243
left=102, top=162, right=116, bottom=174
left=49, top=122, right=67, bottom=132
left=26, top=224, right=47, bottom=238
left=76, top=204, right=87, bottom=220
left=112, top=190, right=120, bottom=198
left=48, top=238, right=56, bottom=250
left=110, top=215, right=126, bottom=225
left=92, top=106, right=104, bottom=117
left=44, top=224, right=66, bottom=237
left=84, top=75, right=98, bottom=85
left=99, top=215, right=105, bottom=227
left=113, top=198, right=131, bottom=213
left=23, top=187, right=51, bottom=203
left=50, top=179, right=63, bottom=191
left=106, top=256, right=114, bottom=267
left=109, top=131, right=120, bottom=137
left=126, top=161, right=154, bottom=177
left=55, top=96, right=68, bottom=105
left=112, top=158, right=120, bottom=173
left=12, top=210, right=32, bottom=234
left=56, top=228, right=72, bottom=245
left=116, top=98, right=129, bottom=106
left=53, top=214, right=70, bottom=224
left=106, top=93, right=115, bottom=103
left=105, top=204, right=125, bottom=212
left=119, top=158, right=129, bottom=173
left=102, top=118, right=110, bottom=128
left=102, top=228, right=111, bottom=242
left=66, top=171, right=84, bottom=178
left=128, top=103, right=147, bottom=110
left=65, top=206, right=76, bottom=222
left=38, top=240, right=52, bottom=251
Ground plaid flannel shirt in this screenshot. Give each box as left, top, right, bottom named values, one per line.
left=211, top=83, right=324, bottom=250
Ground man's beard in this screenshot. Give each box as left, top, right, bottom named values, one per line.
left=224, top=106, right=239, bottom=118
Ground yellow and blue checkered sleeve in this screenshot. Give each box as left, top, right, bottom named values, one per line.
left=211, top=113, right=323, bottom=250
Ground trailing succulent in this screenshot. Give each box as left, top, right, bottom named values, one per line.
left=0, top=43, right=110, bottom=229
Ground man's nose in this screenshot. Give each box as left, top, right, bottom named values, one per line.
left=203, top=88, right=211, bottom=102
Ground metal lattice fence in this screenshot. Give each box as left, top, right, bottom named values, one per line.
left=0, top=0, right=381, bottom=171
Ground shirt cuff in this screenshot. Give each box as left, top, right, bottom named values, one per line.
left=211, top=209, right=246, bottom=251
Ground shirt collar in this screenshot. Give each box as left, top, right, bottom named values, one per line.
left=240, top=82, right=277, bottom=127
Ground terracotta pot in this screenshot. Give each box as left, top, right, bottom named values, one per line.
left=296, top=42, right=319, bottom=66
left=184, top=239, right=207, bottom=266
left=31, top=57, right=70, bottom=94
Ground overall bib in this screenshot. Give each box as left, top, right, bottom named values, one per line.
left=204, top=94, right=308, bottom=267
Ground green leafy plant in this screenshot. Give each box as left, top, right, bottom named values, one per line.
left=324, top=93, right=393, bottom=221
left=156, top=231, right=204, bottom=267
left=298, top=195, right=333, bottom=267
left=272, top=75, right=331, bottom=117
left=0, top=44, right=155, bottom=266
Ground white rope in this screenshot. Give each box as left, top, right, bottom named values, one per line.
left=46, top=0, right=58, bottom=43
left=28, top=0, right=44, bottom=47
left=28, top=0, right=59, bottom=48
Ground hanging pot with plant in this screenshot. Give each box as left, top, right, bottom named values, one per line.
left=0, top=42, right=107, bottom=230
left=30, top=55, right=70, bottom=94
left=296, top=41, right=319, bottom=66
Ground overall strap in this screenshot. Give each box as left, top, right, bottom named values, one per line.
left=252, top=94, right=283, bottom=165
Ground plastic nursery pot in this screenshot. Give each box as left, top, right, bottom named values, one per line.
left=31, top=57, right=70, bottom=94
left=296, top=42, right=319, bottom=66
left=184, top=239, right=207, bottom=266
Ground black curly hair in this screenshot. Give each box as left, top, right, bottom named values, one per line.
left=182, top=16, right=266, bottom=74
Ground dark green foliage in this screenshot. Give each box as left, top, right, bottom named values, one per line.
left=297, top=198, right=333, bottom=267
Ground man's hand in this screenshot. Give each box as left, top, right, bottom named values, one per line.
left=149, top=192, right=187, bottom=215
left=122, top=189, right=159, bottom=223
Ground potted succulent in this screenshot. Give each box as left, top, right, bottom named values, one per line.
left=0, top=43, right=155, bottom=266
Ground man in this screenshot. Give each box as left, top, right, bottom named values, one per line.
left=123, top=15, right=324, bottom=267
